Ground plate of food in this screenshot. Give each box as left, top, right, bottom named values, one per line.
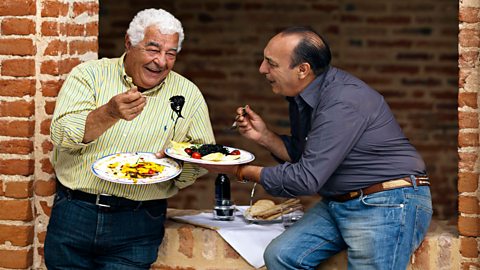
left=164, top=141, right=255, bottom=165
left=91, top=152, right=182, bottom=184
left=242, top=198, right=302, bottom=224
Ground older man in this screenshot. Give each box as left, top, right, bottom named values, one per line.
left=45, top=9, right=214, bottom=269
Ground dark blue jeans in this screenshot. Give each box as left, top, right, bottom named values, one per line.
left=264, top=185, right=432, bottom=270
left=44, top=189, right=167, bottom=270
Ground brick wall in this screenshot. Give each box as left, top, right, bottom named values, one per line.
left=99, top=0, right=459, bottom=219
left=1, top=0, right=478, bottom=269
left=458, top=0, right=480, bottom=268
left=0, top=0, right=98, bottom=268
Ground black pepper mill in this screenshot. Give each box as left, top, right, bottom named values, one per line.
left=213, top=174, right=234, bottom=220
left=215, top=174, right=231, bottom=206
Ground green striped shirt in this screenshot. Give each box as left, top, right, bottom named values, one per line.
left=50, top=55, right=215, bottom=201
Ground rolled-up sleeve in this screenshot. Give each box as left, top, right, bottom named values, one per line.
left=50, top=67, right=96, bottom=150
left=260, top=101, right=368, bottom=197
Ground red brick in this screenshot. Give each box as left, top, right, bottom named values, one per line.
left=0, top=120, right=35, bottom=137
left=459, top=92, right=478, bottom=109
left=59, top=58, right=81, bottom=74
left=0, top=39, right=35, bottom=56
left=1, top=59, right=35, bottom=77
left=459, top=112, right=479, bottom=129
left=178, top=226, right=194, bottom=258
left=458, top=216, right=480, bottom=237
left=44, top=39, right=68, bottom=56
left=41, top=21, right=60, bottom=36
left=37, top=230, right=47, bottom=244
left=45, top=100, right=56, bottom=115
left=460, top=51, right=480, bottom=69
left=0, top=200, right=32, bottom=221
left=73, top=2, right=99, bottom=17
left=0, top=79, right=35, bottom=97
left=40, top=60, right=59, bottom=76
left=367, top=16, right=410, bottom=24
left=41, top=0, right=69, bottom=17
left=458, top=172, right=479, bottom=193
left=459, top=28, right=480, bottom=47
left=0, top=224, right=33, bottom=247
left=40, top=119, right=51, bottom=135
left=458, top=152, right=477, bottom=172
left=66, top=23, right=86, bottom=36
left=69, top=40, right=98, bottom=55
left=459, top=196, right=479, bottom=214
left=460, top=237, right=479, bottom=258
left=0, top=139, right=33, bottom=155
left=0, top=159, right=34, bottom=176
left=0, top=249, right=33, bottom=269
left=0, top=0, right=36, bottom=16
left=375, top=64, right=419, bottom=75
left=41, top=140, right=54, bottom=154
left=1, top=18, right=35, bottom=35
left=39, top=200, right=52, bottom=217
left=5, top=181, right=33, bottom=199
left=41, top=80, right=64, bottom=97
left=34, top=179, right=56, bottom=196
left=40, top=158, right=54, bottom=174
left=0, top=100, right=34, bottom=117
left=458, top=132, right=479, bottom=147
left=86, top=22, right=99, bottom=36
left=460, top=7, right=480, bottom=23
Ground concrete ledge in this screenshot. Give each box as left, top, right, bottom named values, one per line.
left=152, top=210, right=459, bottom=270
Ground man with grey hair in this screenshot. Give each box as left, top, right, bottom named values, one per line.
left=45, top=9, right=214, bottom=269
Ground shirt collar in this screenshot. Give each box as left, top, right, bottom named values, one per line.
left=296, top=66, right=331, bottom=109
left=119, top=53, right=167, bottom=93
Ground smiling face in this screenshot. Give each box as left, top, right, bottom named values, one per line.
left=259, top=34, right=312, bottom=97
left=124, top=26, right=179, bottom=90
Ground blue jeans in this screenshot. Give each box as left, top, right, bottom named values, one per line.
left=44, top=189, right=167, bottom=270
left=264, top=185, right=432, bottom=270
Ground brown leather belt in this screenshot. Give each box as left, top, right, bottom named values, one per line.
left=330, top=176, right=430, bottom=202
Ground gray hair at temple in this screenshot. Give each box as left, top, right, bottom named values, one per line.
left=280, top=26, right=332, bottom=76
left=126, top=8, right=185, bottom=52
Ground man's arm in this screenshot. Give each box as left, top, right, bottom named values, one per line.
left=82, top=87, right=146, bottom=143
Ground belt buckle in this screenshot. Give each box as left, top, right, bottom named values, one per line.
left=96, top=193, right=112, bottom=208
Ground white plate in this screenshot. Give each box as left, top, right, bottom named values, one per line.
left=164, top=146, right=255, bottom=165
left=91, top=152, right=182, bottom=184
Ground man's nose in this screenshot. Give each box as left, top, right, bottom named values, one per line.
left=152, top=52, right=167, bottom=66
left=259, top=60, right=267, bottom=74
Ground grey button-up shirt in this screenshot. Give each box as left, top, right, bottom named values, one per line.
left=260, top=66, right=426, bottom=197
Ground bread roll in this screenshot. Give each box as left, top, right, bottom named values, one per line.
left=247, top=199, right=275, bottom=216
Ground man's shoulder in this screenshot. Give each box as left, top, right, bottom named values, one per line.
left=71, top=57, right=121, bottom=73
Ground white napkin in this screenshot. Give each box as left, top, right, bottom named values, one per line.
left=171, top=206, right=285, bottom=269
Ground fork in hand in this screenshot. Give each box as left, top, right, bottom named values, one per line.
left=230, top=107, right=247, bottom=129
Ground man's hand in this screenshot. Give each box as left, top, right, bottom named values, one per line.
left=235, top=105, right=292, bottom=162
left=106, top=87, right=146, bottom=121
left=235, top=105, right=270, bottom=145
left=83, top=87, right=146, bottom=143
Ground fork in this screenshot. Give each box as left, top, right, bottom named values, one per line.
left=230, top=107, right=247, bottom=129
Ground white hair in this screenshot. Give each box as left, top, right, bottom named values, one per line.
left=126, top=9, right=185, bottom=52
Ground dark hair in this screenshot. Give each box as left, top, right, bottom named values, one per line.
left=280, top=26, right=331, bottom=76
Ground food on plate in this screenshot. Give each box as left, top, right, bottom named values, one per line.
left=169, top=141, right=242, bottom=161
left=246, top=199, right=276, bottom=216
left=246, top=198, right=302, bottom=220
left=108, top=159, right=165, bottom=180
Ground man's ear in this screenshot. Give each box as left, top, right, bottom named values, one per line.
left=125, top=35, right=132, bottom=50
left=298, top=63, right=311, bottom=79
